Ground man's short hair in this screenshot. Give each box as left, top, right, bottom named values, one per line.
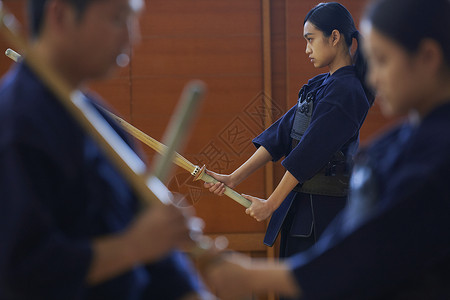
left=28, top=0, right=101, bottom=38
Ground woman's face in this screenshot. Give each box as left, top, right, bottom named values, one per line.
left=303, top=21, right=336, bottom=69
left=362, top=24, right=425, bottom=117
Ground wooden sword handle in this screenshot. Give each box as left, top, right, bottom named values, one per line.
left=193, top=165, right=251, bottom=208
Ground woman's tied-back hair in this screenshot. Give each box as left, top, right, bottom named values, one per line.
left=305, top=2, right=375, bottom=105
left=364, top=0, right=450, bottom=67
left=28, top=0, right=100, bottom=38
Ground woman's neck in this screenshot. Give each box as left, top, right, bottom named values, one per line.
left=329, top=51, right=353, bottom=75
left=416, top=75, right=450, bottom=118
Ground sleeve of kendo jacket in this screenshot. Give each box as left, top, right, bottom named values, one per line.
left=0, top=143, right=93, bottom=299
left=252, top=104, right=298, bottom=162
left=143, top=251, right=207, bottom=299
left=282, top=78, right=369, bottom=184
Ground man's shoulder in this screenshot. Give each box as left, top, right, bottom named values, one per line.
left=0, top=64, right=82, bottom=150
left=0, top=63, right=47, bottom=115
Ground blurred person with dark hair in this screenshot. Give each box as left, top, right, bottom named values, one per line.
left=0, top=0, right=208, bottom=299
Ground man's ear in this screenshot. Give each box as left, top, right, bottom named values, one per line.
left=331, top=29, right=341, bottom=47
left=45, top=0, right=78, bottom=35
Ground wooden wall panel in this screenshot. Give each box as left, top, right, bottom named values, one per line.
left=141, top=0, right=261, bottom=36
left=127, top=0, right=267, bottom=234
left=132, top=36, right=262, bottom=78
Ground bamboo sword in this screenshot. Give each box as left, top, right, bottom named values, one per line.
left=105, top=112, right=252, bottom=208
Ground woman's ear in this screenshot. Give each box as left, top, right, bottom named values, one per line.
left=416, top=39, right=445, bottom=76
left=331, top=29, right=341, bottom=47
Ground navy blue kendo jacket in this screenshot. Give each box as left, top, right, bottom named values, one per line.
left=0, top=63, right=202, bottom=299
left=253, top=66, right=370, bottom=247
left=288, top=102, right=450, bottom=299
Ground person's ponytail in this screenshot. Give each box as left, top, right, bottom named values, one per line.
left=352, top=31, right=375, bottom=105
